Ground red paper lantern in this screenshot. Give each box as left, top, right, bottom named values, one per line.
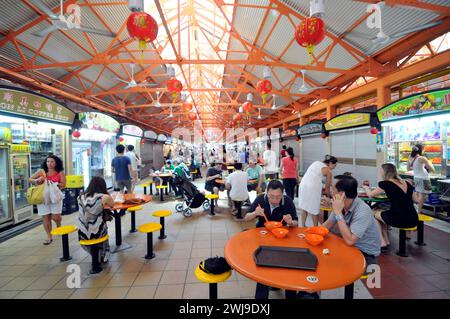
left=127, top=12, right=158, bottom=51
left=321, top=133, right=327, bottom=139
left=167, top=77, right=183, bottom=102
left=141, top=139, right=145, bottom=144
left=256, top=79, right=272, bottom=104
left=119, top=136, right=124, bottom=142
left=296, top=136, right=301, bottom=141
left=188, top=113, right=197, bottom=121
left=182, top=102, right=193, bottom=112
left=233, top=113, right=243, bottom=122
left=295, top=17, right=325, bottom=64
left=370, top=127, right=378, bottom=135
left=72, top=130, right=80, bottom=138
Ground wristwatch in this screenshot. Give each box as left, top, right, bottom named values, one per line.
left=335, top=214, right=344, bottom=222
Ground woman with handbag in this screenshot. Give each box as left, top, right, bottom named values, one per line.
left=77, top=177, right=114, bottom=263
left=29, top=155, right=66, bottom=245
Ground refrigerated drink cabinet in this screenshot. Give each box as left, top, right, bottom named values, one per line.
left=10, top=144, right=33, bottom=224
left=0, top=145, right=13, bottom=229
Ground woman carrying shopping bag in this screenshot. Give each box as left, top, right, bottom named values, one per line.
left=29, top=155, right=66, bottom=245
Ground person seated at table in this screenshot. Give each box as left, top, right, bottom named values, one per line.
left=246, top=159, right=265, bottom=194
left=204, top=162, right=224, bottom=215
left=226, top=162, right=249, bottom=220
left=323, top=175, right=381, bottom=268
left=151, top=160, right=174, bottom=195
left=363, top=163, right=419, bottom=253
left=77, top=176, right=114, bottom=264
left=244, top=180, right=298, bottom=299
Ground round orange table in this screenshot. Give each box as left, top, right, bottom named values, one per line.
left=107, top=194, right=152, bottom=253
left=224, top=227, right=366, bottom=298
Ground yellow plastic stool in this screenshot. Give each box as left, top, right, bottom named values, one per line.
left=397, top=226, right=417, bottom=257
left=416, top=214, right=434, bottom=246
left=128, top=205, right=143, bottom=233
left=205, top=194, right=219, bottom=216
left=156, top=185, right=169, bottom=201
left=138, top=223, right=162, bottom=259
left=51, top=225, right=77, bottom=262
left=79, top=235, right=109, bottom=274
left=320, top=206, right=332, bottom=223
left=152, top=210, right=173, bottom=239
left=138, top=181, right=153, bottom=195
left=195, top=265, right=232, bottom=299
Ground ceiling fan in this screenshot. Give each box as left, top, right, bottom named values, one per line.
left=346, top=2, right=443, bottom=56
left=31, top=0, right=116, bottom=38
left=298, top=70, right=329, bottom=93
left=112, top=64, right=159, bottom=89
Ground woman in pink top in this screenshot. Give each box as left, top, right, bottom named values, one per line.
left=280, top=147, right=299, bottom=200
left=29, top=155, right=66, bottom=245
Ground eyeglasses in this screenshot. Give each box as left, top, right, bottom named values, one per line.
left=267, top=194, right=283, bottom=199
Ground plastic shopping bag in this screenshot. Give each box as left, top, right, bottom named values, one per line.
left=48, top=181, right=64, bottom=204
left=26, top=182, right=46, bottom=205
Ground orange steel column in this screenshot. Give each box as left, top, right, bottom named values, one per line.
left=326, top=101, right=336, bottom=120
left=377, top=85, right=391, bottom=109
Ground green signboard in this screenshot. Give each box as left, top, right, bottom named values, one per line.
left=325, top=113, right=371, bottom=131
left=377, top=88, right=450, bottom=122
left=0, top=86, right=75, bottom=124
left=79, top=112, right=120, bottom=133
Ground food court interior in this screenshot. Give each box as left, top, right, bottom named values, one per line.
left=0, top=0, right=449, bottom=300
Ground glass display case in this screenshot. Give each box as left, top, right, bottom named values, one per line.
left=11, top=153, right=30, bottom=211
left=0, top=145, right=13, bottom=228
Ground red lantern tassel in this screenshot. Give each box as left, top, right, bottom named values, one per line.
left=307, top=44, right=315, bottom=65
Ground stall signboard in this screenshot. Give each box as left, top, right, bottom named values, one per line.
left=389, top=117, right=442, bottom=142
left=325, top=113, right=371, bottom=131
left=282, top=129, right=297, bottom=138
left=377, top=88, right=450, bottom=122
left=298, top=122, right=324, bottom=136
left=122, top=124, right=143, bottom=137
left=165, top=137, right=172, bottom=145
left=0, top=86, right=75, bottom=124
left=79, top=112, right=120, bottom=133
left=11, top=144, right=31, bottom=153
left=157, top=134, right=167, bottom=142
left=144, top=130, right=157, bottom=140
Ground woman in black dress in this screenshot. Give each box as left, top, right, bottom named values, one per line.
left=363, top=163, right=419, bottom=252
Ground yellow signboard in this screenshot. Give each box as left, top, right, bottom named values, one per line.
left=325, top=113, right=371, bottom=131
left=11, top=144, right=31, bottom=153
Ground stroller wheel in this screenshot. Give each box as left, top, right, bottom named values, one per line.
left=175, top=203, right=184, bottom=213
left=202, top=200, right=211, bottom=211
left=183, top=208, right=193, bottom=217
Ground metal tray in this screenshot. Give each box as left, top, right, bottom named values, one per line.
left=253, top=246, right=318, bottom=270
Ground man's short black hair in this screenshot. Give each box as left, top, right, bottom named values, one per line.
left=234, top=162, right=243, bottom=170
left=266, top=179, right=284, bottom=192
left=116, top=144, right=125, bottom=153
left=127, top=145, right=134, bottom=151
left=334, top=175, right=358, bottom=199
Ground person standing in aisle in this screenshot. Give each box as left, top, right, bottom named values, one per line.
left=280, top=147, right=299, bottom=200
left=263, top=142, right=278, bottom=180
left=297, top=155, right=338, bottom=227
left=111, top=144, right=133, bottom=194
left=29, top=155, right=66, bottom=245
left=125, top=145, right=139, bottom=193
left=407, top=144, right=434, bottom=215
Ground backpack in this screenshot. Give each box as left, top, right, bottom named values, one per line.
left=199, top=256, right=231, bottom=274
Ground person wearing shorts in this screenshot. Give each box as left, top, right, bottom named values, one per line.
left=112, top=144, right=133, bottom=194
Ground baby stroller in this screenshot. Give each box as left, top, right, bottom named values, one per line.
left=173, top=174, right=210, bottom=217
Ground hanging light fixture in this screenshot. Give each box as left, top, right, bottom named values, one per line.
left=297, top=112, right=302, bottom=119
left=263, top=66, right=272, bottom=79
left=272, top=94, right=277, bottom=110
left=167, top=65, right=175, bottom=78
left=258, top=108, right=262, bottom=120
left=168, top=106, right=173, bottom=118
left=154, top=91, right=161, bottom=107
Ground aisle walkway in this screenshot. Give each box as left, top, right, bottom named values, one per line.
left=0, top=172, right=448, bottom=299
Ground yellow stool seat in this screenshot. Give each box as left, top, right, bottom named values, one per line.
left=80, top=235, right=109, bottom=246
left=51, top=225, right=77, bottom=236
left=360, top=274, right=369, bottom=279
left=418, top=214, right=434, bottom=222
left=156, top=185, right=168, bottom=189
left=128, top=205, right=143, bottom=212
left=205, top=194, right=219, bottom=200
left=152, top=210, right=172, bottom=218
left=320, top=206, right=332, bottom=212
left=138, top=182, right=151, bottom=187
left=195, top=266, right=232, bottom=284
left=400, top=227, right=417, bottom=231
left=193, top=170, right=198, bottom=174
left=138, top=223, right=162, bottom=233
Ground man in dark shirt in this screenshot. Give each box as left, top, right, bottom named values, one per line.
left=244, top=180, right=298, bottom=299
left=111, top=144, right=133, bottom=194
left=204, top=162, right=224, bottom=215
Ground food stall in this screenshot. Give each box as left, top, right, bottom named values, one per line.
left=120, top=124, right=143, bottom=156
left=325, top=109, right=379, bottom=185
left=297, top=121, right=327, bottom=174
left=141, top=130, right=157, bottom=176
left=73, top=112, right=120, bottom=189
left=0, top=85, right=75, bottom=228
left=377, top=88, right=450, bottom=183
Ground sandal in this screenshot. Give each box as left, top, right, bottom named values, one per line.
left=43, top=238, right=53, bottom=245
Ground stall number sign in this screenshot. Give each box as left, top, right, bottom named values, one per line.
left=0, top=87, right=75, bottom=124
left=325, top=113, right=370, bottom=131
left=377, top=89, right=450, bottom=122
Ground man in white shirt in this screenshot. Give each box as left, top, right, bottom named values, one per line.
left=263, top=142, right=278, bottom=180
left=125, top=144, right=138, bottom=192
left=226, top=162, right=249, bottom=221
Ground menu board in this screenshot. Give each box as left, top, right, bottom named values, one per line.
left=298, top=122, right=323, bottom=136
left=79, top=112, right=120, bottom=133
left=389, top=117, right=441, bottom=142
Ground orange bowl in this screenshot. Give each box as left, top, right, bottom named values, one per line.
left=305, top=234, right=324, bottom=246
left=265, top=221, right=283, bottom=230
left=271, top=227, right=289, bottom=238
left=306, top=226, right=329, bottom=237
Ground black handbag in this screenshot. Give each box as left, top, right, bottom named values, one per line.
left=102, top=209, right=113, bottom=222
left=199, top=256, right=231, bottom=274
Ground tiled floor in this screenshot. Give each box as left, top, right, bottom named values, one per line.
left=0, top=173, right=448, bottom=299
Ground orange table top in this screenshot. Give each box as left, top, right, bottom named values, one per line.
left=108, top=194, right=152, bottom=211
left=224, top=227, right=365, bottom=292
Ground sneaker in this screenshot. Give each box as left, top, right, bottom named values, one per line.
left=101, top=251, right=110, bottom=263
left=209, top=211, right=216, bottom=216
left=381, top=245, right=390, bottom=254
